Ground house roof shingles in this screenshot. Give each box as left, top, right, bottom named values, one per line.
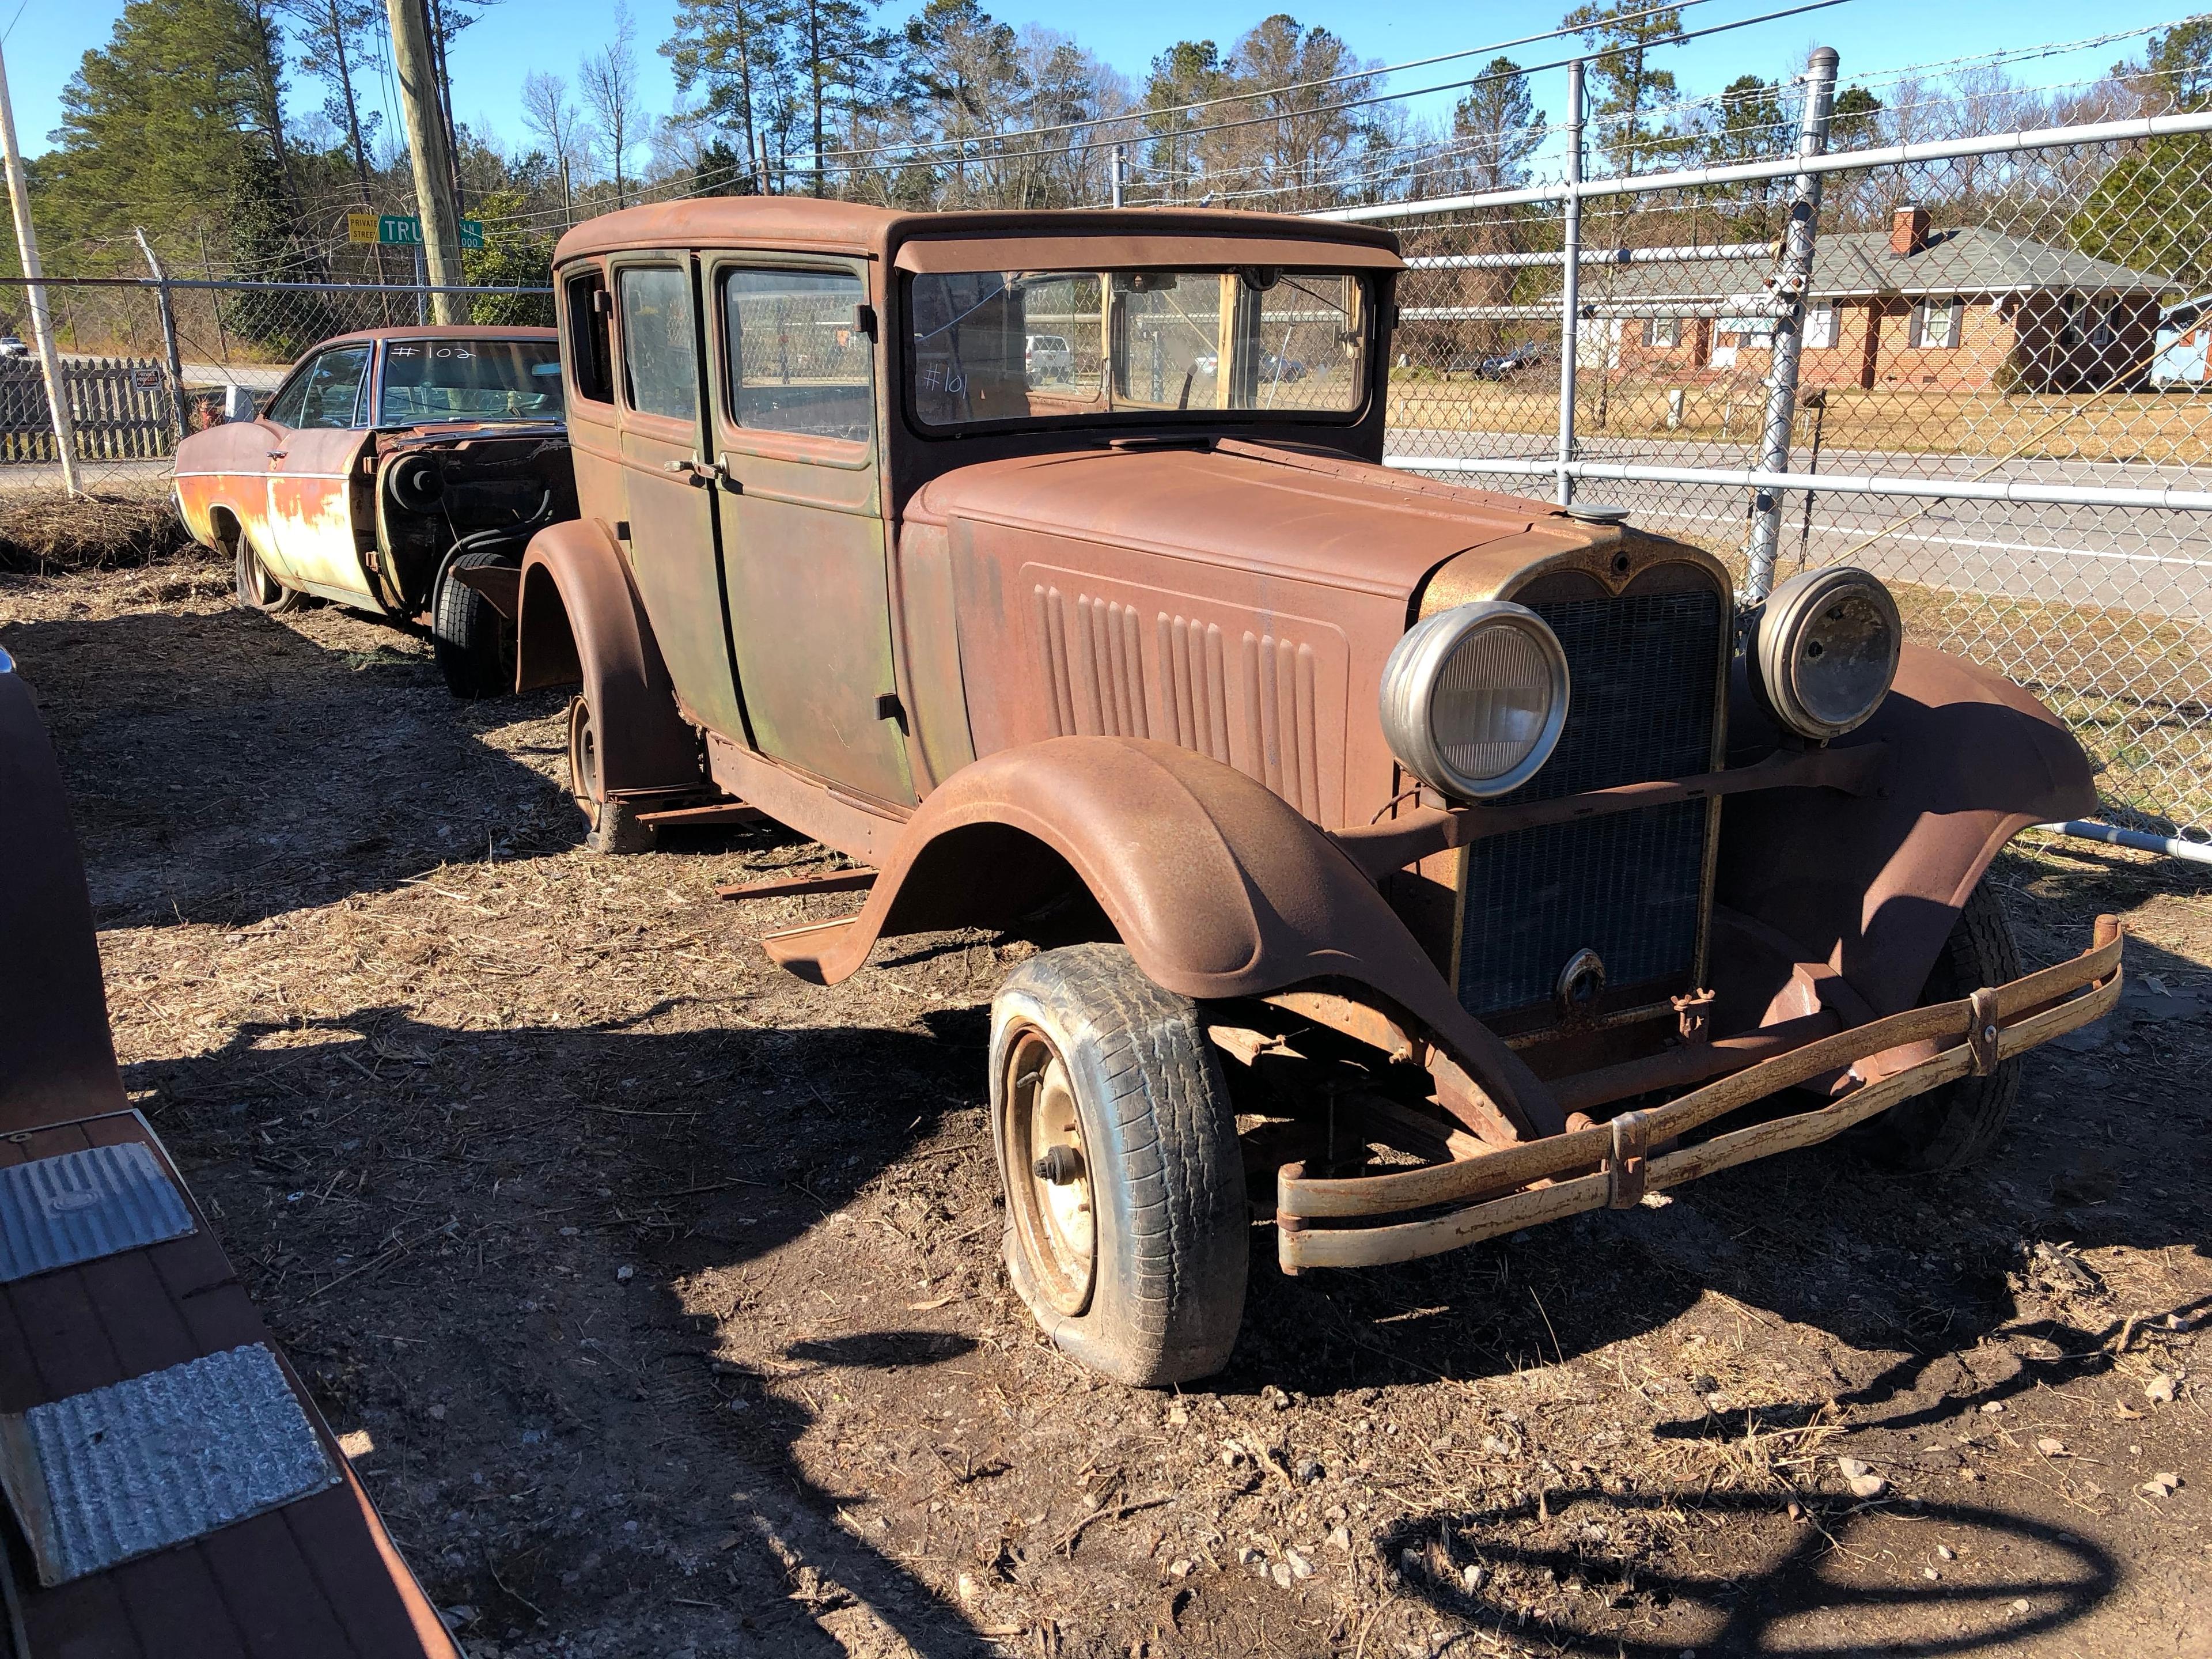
left=1580, top=225, right=2168, bottom=308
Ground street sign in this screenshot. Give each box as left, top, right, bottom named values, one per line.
left=347, top=214, right=485, bottom=250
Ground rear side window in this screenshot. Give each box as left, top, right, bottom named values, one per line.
left=721, top=268, right=870, bottom=443
left=566, top=270, right=614, bottom=404
left=263, top=363, right=315, bottom=428
left=293, top=346, right=372, bottom=430
left=619, top=267, right=697, bottom=421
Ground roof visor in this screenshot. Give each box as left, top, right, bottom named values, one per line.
left=893, top=234, right=1405, bottom=275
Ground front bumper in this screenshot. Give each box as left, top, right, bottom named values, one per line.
left=1275, top=916, right=2122, bottom=1271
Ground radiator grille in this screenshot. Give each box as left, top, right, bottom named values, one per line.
left=1457, top=588, right=1724, bottom=1022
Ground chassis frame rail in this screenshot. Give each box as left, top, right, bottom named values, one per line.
left=1276, top=916, right=2123, bottom=1271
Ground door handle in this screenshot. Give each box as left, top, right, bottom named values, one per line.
left=267, top=449, right=287, bottom=460
left=662, top=457, right=734, bottom=490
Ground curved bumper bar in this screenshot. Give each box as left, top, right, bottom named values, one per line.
left=1277, top=915, right=2123, bottom=1271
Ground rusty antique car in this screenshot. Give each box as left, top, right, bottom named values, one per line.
left=175, top=326, right=575, bottom=696
left=505, top=199, right=2119, bottom=1385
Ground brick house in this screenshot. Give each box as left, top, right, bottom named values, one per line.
left=1595, top=205, right=2168, bottom=394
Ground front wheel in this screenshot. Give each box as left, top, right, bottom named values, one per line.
left=566, top=695, right=656, bottom=854
left=431, top=550, right=516, bottom=699
left=1861, top=878, right=2023, bottom=1172
left=990, top=944, right=1247, bottom=1387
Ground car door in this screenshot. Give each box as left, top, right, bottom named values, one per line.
left=611, top=257, right=747, bottom=741
left=266, top=343, right=378, bottom=604
left=706, top=256, right=914, bottom=807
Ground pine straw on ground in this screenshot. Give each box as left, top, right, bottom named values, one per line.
left=0, top=488, right=200, bottom=574
left=1, top=565, right=2206, bottom=1658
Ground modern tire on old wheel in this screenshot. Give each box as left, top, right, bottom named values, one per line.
left=565, top=694, right=655, bottom=854
left=989, top=944, right=1247, bottom=1387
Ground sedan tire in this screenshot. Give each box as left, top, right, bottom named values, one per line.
left=990, top=944, right=1247, bottom=1387
left=432, top=550, right=517, bottom=700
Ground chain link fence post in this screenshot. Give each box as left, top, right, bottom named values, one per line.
left=1556, top=59, right=1585, bottom=508
left=133, top=229, right=190, bottom=448
left=1745, top=45, right=1839, bottom=599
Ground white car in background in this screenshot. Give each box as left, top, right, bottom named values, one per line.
left=0, top=337, right=27, bottom=359
left=1024, top=333, right=1073, bottom=384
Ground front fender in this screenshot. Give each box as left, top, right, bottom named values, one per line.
left=1718, top=643, right=2096, bottom=1017
left=515, top=520, right=702, bottom=795
left=763, top=737, right=1556, bottom=1135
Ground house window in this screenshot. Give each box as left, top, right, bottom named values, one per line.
left=1911, top=297, right=1960, bottom=350
left=2089, top=297, right=2124, bottom=351
left=1805, top=301, right=1838, bottom=350
left=1645, top=316, right=1681, bottom=348
left=2057, top=293, right=2084, bottom=349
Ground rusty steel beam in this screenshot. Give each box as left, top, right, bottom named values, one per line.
left=637, top=801, right=768, bottom=828
left=1276, top=916, right=2122, bottom=1263
left=715, top=867, right=878, bottom=902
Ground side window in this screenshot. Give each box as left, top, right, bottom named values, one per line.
left=262, top=361, right=316, bottom=429
left=566, top=269, right=615, bottom=404
left=618, top=267, right=697, bottom=421
left=294, top=346, right=372, bottom=429
left=721, top=267, right=871, bottom=444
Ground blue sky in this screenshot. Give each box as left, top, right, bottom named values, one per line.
left=2, top=0, right=2190, bottom=165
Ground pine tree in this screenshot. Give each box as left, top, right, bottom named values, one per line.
left=664, top=0, right=788, bottom=194
left=1453, top=58, right=1546, bottom=193
left=1562, top=0, right=1686, bottom=176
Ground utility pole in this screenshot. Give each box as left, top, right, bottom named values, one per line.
left=559, top=156, right=574, bottom=229
left=133, top=229, right=190, bottom=446
left=0, top=40, right=79, bottom=494
left=385, top=0, right=464, bottom=323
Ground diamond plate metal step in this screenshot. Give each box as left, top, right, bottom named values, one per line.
left=0, top=1143, right=194, bottom=1284
left=0, top=1344, right=343, bottom=1584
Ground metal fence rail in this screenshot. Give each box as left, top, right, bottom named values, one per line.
left=1356, top=46, right=2212, bottom=854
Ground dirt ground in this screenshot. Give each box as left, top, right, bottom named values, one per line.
left=1, top=556, right=2206, bottom=1659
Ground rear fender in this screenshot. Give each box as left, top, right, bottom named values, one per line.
left=514, top=520, right=702, bottom=795
left=764, top=737, right=1558, bottom=1137
left=0, top=664, right=126, bottom=1125
left=1717, top=644, right=2096, bottom=1017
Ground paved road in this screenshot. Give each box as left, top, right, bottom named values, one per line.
left=1387, top=430, right=2212, bottom=616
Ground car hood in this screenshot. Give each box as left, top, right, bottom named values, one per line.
left=907, top=439, right=1584, bottom=607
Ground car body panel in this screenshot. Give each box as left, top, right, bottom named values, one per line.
left=176, top=326, right=567, bottom=616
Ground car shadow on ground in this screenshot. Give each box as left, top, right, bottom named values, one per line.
left=131, top=1004, right=1006, bottom=1657
left=0, top=601, right=806, bottom=932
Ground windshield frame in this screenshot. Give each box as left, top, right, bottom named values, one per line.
left=374, top=335, right=566, bottom=429
left=898, top=265, right=1376, bottom=440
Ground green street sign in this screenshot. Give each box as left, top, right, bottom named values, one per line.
left=361, top=214, right=485, bottom=250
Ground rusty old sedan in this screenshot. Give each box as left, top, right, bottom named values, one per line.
left=174, top=327, right=575, bottom=696
left=505, top=199, right=2118, bottom=1386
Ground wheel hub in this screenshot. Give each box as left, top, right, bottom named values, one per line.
left=1003, top=1029, right=1094, bottom=1316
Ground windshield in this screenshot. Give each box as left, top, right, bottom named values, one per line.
left=378, top=339, right=565, bottom=425
left=907, top=267, right=1369, bottom=430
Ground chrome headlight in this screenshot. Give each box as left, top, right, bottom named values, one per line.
left=1752, top=566, right=1901, bottom=740
left=1380, top=601, right=1570, bottom=800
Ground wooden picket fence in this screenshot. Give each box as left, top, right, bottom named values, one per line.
left=0, top=357, right=176, bottom=463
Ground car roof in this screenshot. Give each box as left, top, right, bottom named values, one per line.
left=552, top=199, right=1402, bottom=271
left=314, top=325, right=559, bottom=350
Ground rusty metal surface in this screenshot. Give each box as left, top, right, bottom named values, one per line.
left=514, top=520, right=705, bottom=797
left=553, top=199, right=1400, bottom=270
left=751, top=734, right=1565, bottom=1139
left=0, top=669, right=128, bottom=1132
left=1275, top=915, right=2122, bottom=1268
left=1330, top=744, right=1885, bottom=883
left=1718, top=643, right=2099, bottom=1020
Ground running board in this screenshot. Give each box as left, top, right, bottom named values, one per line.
left=636, top=800, right=767, bottom=828
left=717, top=868, right=877, bottom=903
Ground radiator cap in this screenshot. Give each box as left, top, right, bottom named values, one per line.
left=1563, top=502, right=1632, bottom=524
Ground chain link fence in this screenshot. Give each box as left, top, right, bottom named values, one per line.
left=1361, top=54, right=2212, bottom=854
left=0, top=276, right=552, bottom=497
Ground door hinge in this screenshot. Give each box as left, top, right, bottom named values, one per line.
left=854, top=303, right=878, bottom=340
left=874, top=692, right=907, bottom=730
left=613, top=520, right=631, bottom=541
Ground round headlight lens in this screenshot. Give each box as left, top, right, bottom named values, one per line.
left=1752, top=566, right=1901, bottom=740
left=1380, top=601, right=1571, bottom=800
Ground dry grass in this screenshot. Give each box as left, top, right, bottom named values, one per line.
left=1393, top=378, right=2212, bottom=466
left=0, top=487, right=200, bottom=574
left=3, top=566, right=2206, bottom=1658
